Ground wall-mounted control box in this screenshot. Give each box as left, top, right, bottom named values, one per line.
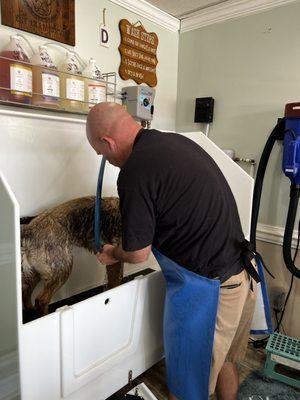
left=194, top=97, right=215, bottom=123
left=122, top=86, right=155, bottom=121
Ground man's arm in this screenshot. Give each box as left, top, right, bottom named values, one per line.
left=97, top=244, right=151, bottom=265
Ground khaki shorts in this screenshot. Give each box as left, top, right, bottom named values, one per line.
left=209, top=268, right=257, bottom=395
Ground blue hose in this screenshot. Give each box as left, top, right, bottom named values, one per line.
left=94, top=157, right=106, bottom=253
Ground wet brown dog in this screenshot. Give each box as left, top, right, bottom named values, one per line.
left=21, top=196, right=122, bottom=315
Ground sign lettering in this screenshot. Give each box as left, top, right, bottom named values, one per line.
left=118, top=19, right=158, bottom=87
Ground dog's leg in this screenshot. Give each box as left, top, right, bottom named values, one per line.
left=106, top=262, right=124, bottom=289
left=21, top=248, right=41, bottom=310
left=35, top=258, right=73, bottom=315
left=22, top=269, right=40, bottom=310
left=35, top=281, right=60, bottom=315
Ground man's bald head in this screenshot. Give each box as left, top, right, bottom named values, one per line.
left=87, top=103, right=131, bottom=141
left=86, top=102, right=142, bottom=167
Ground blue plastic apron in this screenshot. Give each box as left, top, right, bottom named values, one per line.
left=152, top=248, right=220, bottom=400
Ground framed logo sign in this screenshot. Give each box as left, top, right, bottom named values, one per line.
left=119, top=19, right=158, bottom=87
left=1, top=0, right=75, bottom=46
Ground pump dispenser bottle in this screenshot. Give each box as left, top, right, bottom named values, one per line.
left=0, top=35, right=32, bottom=104
left=83, top=58, right=106, bottom=111
left=31, top=46, right=60, bottom=108
left=59, top=51, right=85, bottom=112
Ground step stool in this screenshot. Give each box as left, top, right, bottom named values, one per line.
left=264, top=333, right=300, bottom=389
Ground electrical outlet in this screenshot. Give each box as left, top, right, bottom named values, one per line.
left=272, top=288, right=286, bottom=312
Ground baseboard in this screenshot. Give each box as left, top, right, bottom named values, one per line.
left=257, top=223, right=299, bottom=248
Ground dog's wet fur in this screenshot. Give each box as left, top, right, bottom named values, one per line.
left=21, top=196, right=122, bottom=315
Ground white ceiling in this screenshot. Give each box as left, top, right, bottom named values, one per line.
left=144, top=0, right=229, bottom=19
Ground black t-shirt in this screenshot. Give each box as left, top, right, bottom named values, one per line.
left=117, top=129, right=245, bottom=279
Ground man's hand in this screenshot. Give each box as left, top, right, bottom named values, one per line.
left=97, top=244, right=118, bottom=265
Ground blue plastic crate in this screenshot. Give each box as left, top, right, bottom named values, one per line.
left=264, top=333, right=300, bottom=389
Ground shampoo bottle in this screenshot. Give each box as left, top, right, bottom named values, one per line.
left=83, top=58, right=106, bottom=112
left=31, top=46, right=60, bottom=108
left=0, top=35, right=32, bottom=104
left=59, top=52, right=85, bottom=112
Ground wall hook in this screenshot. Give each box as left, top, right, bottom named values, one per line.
left=102, top=8, right=106, bottom=26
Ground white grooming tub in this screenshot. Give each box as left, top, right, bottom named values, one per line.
left=0, top=107, right=253, bottom=400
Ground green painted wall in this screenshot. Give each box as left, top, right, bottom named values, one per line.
left=176, top=1, right=300, bottom=228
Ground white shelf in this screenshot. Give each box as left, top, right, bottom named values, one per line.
left=0, top=104, right=87, bottom=124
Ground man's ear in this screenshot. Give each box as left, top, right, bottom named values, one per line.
left=101, top=136, right=116, bottom=151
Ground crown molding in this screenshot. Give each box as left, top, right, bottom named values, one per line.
left=109, top=0, right=180, bottom=32
left=257, top=222, right=299, bottom=248
left=180, top=0, right=298, bottom=33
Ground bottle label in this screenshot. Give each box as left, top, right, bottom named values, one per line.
left=66, top=78, right=84, bottom=101
left=42, top=72, right=60, bottom=97
left=10, top=64, right=32, bottom=96
left=88, top=84, right=106, bottom=107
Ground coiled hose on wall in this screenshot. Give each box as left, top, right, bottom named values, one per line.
left=250, top=117, right=300, bottom=278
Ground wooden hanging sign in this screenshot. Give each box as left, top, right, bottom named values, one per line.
left=118, top=19, right=158, bottom=87
left=1, top=0, right=75, bottom=46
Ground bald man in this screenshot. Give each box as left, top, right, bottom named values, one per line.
left=87, top=103, right=151, bottom=264
left=86, top=103, right=257, bottom=400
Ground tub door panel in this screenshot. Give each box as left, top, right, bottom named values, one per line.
left=60, top=278, right=144, bottom=397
